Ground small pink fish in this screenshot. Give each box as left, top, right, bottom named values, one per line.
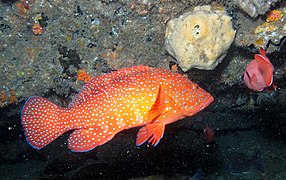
left=243, top=48, right=274, bottom=91
left=21, top=65, right=214, bottom=152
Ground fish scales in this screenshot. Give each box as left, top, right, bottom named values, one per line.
left=21, top=65, right=214, bottom=152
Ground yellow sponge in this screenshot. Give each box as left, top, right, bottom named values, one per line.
left=165, top=5, right=236, bottom=71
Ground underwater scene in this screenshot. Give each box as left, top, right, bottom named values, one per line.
left=0, top=0, right=286, bottom=179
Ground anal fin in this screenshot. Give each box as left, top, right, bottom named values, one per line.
left=68, top=128, right=116, bottom=152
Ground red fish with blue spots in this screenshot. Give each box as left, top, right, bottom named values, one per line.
left=21, top=65, right=214, bottom=152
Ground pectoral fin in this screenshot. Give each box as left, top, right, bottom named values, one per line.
left=136, top=121, right=165, bottom=146
left=147, top=85, right=165, bottom=121
left=136, top=85, right=166, bottom=146
left=136, top=126, right=148, bottom=146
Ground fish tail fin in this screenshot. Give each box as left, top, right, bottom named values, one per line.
left=21, top=96, right=68, bottom=149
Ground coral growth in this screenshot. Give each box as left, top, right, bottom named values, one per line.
left=0, top=87, right=17, bottom=108
left=16, top=0, right=33, bottom=15
left=32, top=23, right=43, bottom=35
left=266, top=9, right=283, bottom=22
left=31, top=13, right=46, bottom=35
left=165, top=5, right=235, bottom=71
left=171, top=64, right=178, bottom=72
left=254, top=7, right=286, bottom=48
left=77, top=69, right=92, bottom=83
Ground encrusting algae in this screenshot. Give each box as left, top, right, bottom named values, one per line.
left=77, top=69, right=92, bottom=83
left=0, top=87, right=17, bottom=108
left=32, top=13, right=44, bottom=35
left=32, top=23, right=43, bottom=35
left=16, top=0, right=33, bottom=15
left=266, top=9, right=283, bottom=22
left=253, top=7, right=286, bottom=49
left=255, top=22, right=278, bottom=34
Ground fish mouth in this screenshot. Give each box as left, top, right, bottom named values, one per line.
left=199, top=95, right=214, bottom=111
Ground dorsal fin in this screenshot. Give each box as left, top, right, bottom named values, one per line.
left=83, top=65, right=151, bottom=92
left=69, top=65, right=151, bottom=107
left=147, top=86, right=165, bottom=121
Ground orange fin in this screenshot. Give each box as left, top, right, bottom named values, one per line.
left=21, top=96, right=67, bottom=149
left=136, top=121, right=165, bottom=146
left=147, top=122, right=165, bottom=146
left=136, top=85, right=170, bottom=146
left=136, top=126, right=148, bottom=146
left=68, top=128, right=116, bottom=152
left=147, top=85, right=165, bottom=121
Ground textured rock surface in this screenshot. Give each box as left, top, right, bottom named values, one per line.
left=234, top=7, right=286, bottom=53
left=234, top=0, right=279, bottom=18
left=165, top=5, right=236, bottom=71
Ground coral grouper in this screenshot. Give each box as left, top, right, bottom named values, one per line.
left=21, top=65, right=214, bottom=152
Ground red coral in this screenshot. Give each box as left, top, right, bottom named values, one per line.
left=266, top=10, right=283, bottom=22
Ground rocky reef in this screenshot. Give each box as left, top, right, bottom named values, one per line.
left=235, top=5, right=286, bottom=52
left=234, top=0, right=280, bottom=17
left=0, top=0, right=286, bottom=179
left=0, top=0, right=284, bottom=107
